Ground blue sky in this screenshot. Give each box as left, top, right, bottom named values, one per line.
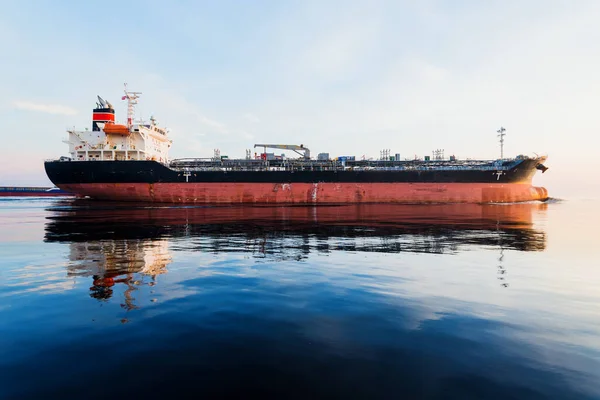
left=1, top=0, right=599, bottom=198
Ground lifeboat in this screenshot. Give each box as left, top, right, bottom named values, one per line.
left=102, top=122, right=130, bottom=136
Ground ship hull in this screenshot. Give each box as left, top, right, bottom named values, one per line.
left=56, top=182, right=548, bottom=204
left=45, top=160, right=548, bottom=204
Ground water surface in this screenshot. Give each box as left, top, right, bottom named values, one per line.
left=0, top=198, right=598, bottom=399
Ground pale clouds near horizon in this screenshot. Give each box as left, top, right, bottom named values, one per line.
left=13, top=101, right=78, bottom=116
left=1, top=0, right=599, bottom=196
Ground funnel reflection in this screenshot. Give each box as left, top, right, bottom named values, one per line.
left=66, top=239, right=170, bottom=308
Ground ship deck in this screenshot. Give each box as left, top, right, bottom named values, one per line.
left=168, top=157, right=523, bottom=172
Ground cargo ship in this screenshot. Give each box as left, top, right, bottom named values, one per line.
left=0, top=186, right=72, bottom=197
left=44, top=86, right=549, bottom=204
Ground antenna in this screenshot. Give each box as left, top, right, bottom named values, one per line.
left=379, top=149, right=391, bottom=160
left=497, top=127, right=506, bottom=159
left=123, top=83, right=142, bottom=128
left=97, top=96, right=107, bottom=108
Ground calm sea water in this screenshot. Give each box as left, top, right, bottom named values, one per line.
left=0, top=198, right=598, bottom=399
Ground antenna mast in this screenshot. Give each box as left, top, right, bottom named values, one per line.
left=123, top=83, right=142, bottom=128
left=497, top=127, right=506, bottom=159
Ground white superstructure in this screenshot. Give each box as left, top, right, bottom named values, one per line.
left=63, top=84, right=172, bottom=163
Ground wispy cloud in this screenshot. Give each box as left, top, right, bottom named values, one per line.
left=242, top=112, right=260, bottom=123
left=154, top=92, right=229, bottom=135
left=13, top=101, right=77, bottom=116
left=239, top=130, right=255, bottom=140
left=195, top=113, right=228, bottom=133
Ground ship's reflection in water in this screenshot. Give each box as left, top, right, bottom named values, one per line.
left=68, top=240, right=170, bottom=308
left=30, top=200, right=599, bottom=399
left=44, top=201, right=546, bottom=306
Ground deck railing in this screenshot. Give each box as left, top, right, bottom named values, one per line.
left=168, top=157, right=522, bottom=172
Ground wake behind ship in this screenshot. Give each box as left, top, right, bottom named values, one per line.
left=44, top=86, right=549, bottom=204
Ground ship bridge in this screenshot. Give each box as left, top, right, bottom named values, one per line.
left=63, top=85, right=172, bottom=163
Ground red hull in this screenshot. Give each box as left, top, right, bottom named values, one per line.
left=59, top=182, right=549, bottom=204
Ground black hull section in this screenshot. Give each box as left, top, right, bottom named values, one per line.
left=45, top=159, right=541, bottom=185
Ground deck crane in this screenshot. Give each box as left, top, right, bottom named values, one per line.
left=254, top=144, right=311, bottom=160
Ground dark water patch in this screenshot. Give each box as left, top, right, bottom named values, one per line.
left=1, top=280, right=592, bottom=399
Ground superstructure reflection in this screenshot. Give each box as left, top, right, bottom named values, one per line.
left=44, top=201, right=546, bottom=306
